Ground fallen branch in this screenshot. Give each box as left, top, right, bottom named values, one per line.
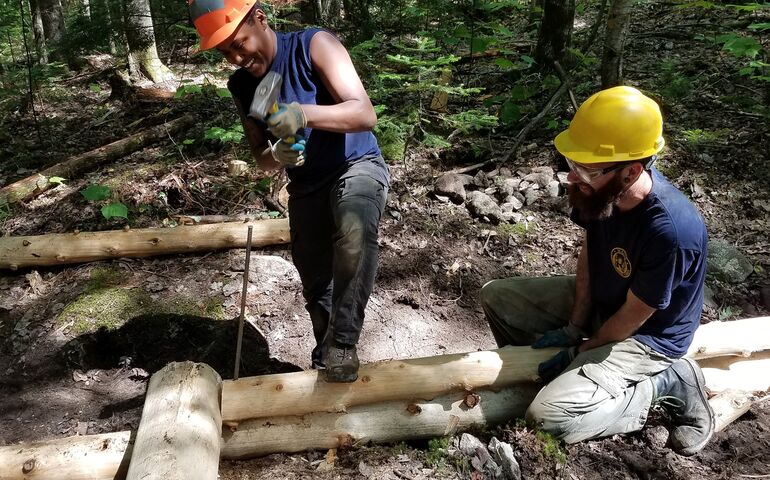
left=0, top=218, right=290, bottom=270
left=0, top=115, right=195, bottom=206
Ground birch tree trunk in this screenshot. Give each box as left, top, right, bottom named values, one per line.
left=123, top=0, right=175, bottom=83
left=600, top=0, right=633, bottom=88
left=29, top=0, right=48, bottom=64
left=39, top=0, right=66, bottom=52
left=534, top=0, right=575, bottom=67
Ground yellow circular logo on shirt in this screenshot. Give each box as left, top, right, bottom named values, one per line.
left=611, top=247, right=632, bottom=278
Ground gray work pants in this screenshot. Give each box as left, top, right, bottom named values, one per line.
left=289, top=165, right=387, bottom=367
left=480, top=276, right=674, bottom=443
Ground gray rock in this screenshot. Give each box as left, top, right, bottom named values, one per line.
left=467, top=191, right=504, bottom=224
left=708, top=239, right=754, bottom=284
left=223, top=277, right=242, bottom=296
left=502, top=196, right=523, bottom=212
left=522, top=166, right=554, bottom=188
left=488, top=437, right=521, bottom=480
left=499, top=167, right=513, bottom=178
left=474, top=170, right=490, bottom=188
left=546, top=180, right=561, bottom=198
left=434, top=173, right=473, bottom=204
left=524, top=188, right=542, bottom=206
left=703, top=285, right=718, bottom=310
left=458, top=433, right=486, bottom=456
left=497, top=177, right=521, bottom=199
left=518, top=180, right=530, bottom=192
left=556, top=171, right=569, bottom=186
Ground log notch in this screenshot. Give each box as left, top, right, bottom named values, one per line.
left=0, top=218, right=289, bottom=270
left=0, top=431, right=133, bottom=480
left=126, top=362, right=222, bottom=480
left=222, top=317, right=770, bottom=423
left=0, top=114, right=195, bottom=206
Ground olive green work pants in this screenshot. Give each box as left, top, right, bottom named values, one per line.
left=480, top=276, right=674, bottom=443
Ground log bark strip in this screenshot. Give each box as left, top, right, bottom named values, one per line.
left=126, top=362, right=222, bottom=480
left=0, top=218, right=289, bottom=270
left=0, top=115, right=194, bottom=205
left=0, top=431, right=133, bottom=480
left=221, top=317, right=770, bottom=423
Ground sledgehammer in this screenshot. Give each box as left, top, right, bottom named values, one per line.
left=248, top=71, right=303, bottom=146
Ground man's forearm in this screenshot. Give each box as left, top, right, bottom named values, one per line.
left=302, top=99, right=376, bottom=133
left=570, top=237, right=592, bottom=329
left=578, top=290, right=656, bottom=353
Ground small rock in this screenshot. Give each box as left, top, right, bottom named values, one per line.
left=522, top=166, right=554, bottom=188
left=556, top=171, right=569, bottom=186
left=499, top=167, right=513, bottom=178
left=434, top=173, right=473, bottom=204
left=707, top=239, right=754, bottom=284
left=458, top=433, right=486, bottom=456
left=497, top=178, right=521, bottom=199
left=434, top=194, right=451, bottom=204
left=524, top=188, right=542, bottom=206
left=489, top=437, right=521, bottom=480
left=389, top=210, right=403, bottom=221
left=474, top=170, right=490, bottom=188
left=147, top=282, right=166, bottom=293
left=486, top=169, right=499, bottom=179
left=703, top=285, right=718, bottom=310
left=358, top=460, right=375, bottom=478
left=466, top=191, right=504, bottom=224
left=546, top=180, right=561, bottom=198
left=502, top=195, right=523, bottom=211
left=698, top=153, right=714, bottom=164
left=223, top=278, right=242, bottom=296
left=665, top=41, right=674, bottom=50
left=484, top=187, right=497, bottom=196
left=518, top=180, right=530, bottom=192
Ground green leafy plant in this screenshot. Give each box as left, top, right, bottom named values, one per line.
left=681, top=129, right=725, bottom=151
left=80, top=184, right=128, bottom=220
left=204, top=123, right=244, bottom=144
left=659, top=61, right=693, bottom=100
left=425, top=436, right=451, bottom=467
left=535, top=430, right=567, bottom=464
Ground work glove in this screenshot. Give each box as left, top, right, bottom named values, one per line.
left=531, top=323, right=587, bottom=349
left=269, top=138, right=306, bottom=167
left=537, top=346, right=577, bottom=384
left=267, top=102, right=306, bottom=140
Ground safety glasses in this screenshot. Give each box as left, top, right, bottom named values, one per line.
left=565, top=158, right=626, bottom=184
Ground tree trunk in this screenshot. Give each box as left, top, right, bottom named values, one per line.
left=0, top=431, right=133, bottom=480
left=104, top=0, right=117, bottom=54
left=534, top=0, right=575, bottom=67
left=314, top=0, right=342, bottom=27
left=222, top=317, right=770, bottom=424
left=600, top=0, right=633, bottom=88
left=0, top=115, right=194, bottom=206
left=29, top=0, right=48, bottom=64
left=126, top=362, right=222, bottom=480
left=122, top=0, right=175, bottom=83
left=81, top=0, right=91, bottom=18
left=39, top=0, right=65, bottom=47
left=0, top=218, right=290, bottom=270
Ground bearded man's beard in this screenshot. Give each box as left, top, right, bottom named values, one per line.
left=568, top=172, right=626, bottom=222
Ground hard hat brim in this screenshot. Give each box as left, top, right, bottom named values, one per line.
left=199, top=22, right=240, bottom=50
left=554, top=129, right=665, bottom=164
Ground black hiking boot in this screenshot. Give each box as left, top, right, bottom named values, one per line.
left=324, top=342, right=359, bottom=383
left=651, top=358, right=715, bottom=456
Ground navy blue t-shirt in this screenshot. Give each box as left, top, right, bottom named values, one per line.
left=571, top=169, right=708, bottom=358
left=227, top=28, right=389, bottom=196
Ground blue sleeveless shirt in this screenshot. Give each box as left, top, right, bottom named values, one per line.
left=228, top=28, right=389, bottom=196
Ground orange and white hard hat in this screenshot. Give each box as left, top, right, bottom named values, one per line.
left=188, top=0, right=257, bottom=50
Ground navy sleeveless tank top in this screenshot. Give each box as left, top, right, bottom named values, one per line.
left=228, top=28, right=388, bottom=196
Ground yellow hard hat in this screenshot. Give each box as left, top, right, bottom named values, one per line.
left=554, top=86, right=665, bottom=164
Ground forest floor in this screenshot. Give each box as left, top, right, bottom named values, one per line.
left=1, top=2, right=769, bottom=479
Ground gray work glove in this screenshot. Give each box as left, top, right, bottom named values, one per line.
left=269, top=138, right=305, bottom=167
left=532, top=323, right=587, bottom=349
left=266, top=102, right=307, bottom=140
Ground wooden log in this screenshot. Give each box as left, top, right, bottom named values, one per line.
left=221, top=317, right=770, bottom=424
left=0, top=431, right=133, bottom=480
left=687, top=316, right=770, bottom=358
left=0, top=115, right=195, bottom=205
left=220, top=384, right=543, bottom=459
left=698, top=349, right=770, bottom=394
left=711, top=390, right=758, bottom=433
left=126, top=362, right=222, bottom=480
left=0, top=218, right=289, bottom=270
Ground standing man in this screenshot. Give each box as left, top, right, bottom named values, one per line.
left=189, top=0, right=389, bottom=382
left=481, top=86, right=714, bottom=455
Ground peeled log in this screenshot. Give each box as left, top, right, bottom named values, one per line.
left=0, top=431, right=133, bottom=480
left=687, top=316, right=770, bottom=359
left=126, top=362, right=222, bottom=480
left=0, top=115, right=195, bottom=205
left=221, top=384, right=543, bottom=459
left=0, top=218, right=289, bottom=270
left=222, top=317, right=770, bottom=423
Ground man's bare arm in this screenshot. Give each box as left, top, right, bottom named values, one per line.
left=303, top=31, right=377, bottom=133
left=570, top=236, right=593, bottom=330
left=233, top=96, right=281, bottom=171
left=578, top=289, right=656, bottom=353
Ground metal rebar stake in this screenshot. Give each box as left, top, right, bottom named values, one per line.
left=233, top=225, right=253, bottom=380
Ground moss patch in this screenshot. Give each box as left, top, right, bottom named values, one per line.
left=58, top=285, right=226, bottom=335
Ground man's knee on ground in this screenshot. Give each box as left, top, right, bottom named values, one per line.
left=525, top=398, right=574, bottom=442
left=480, top=279, right=502, bottom=312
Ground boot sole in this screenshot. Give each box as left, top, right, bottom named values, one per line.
left=676, top=357, right=716, bottom=456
